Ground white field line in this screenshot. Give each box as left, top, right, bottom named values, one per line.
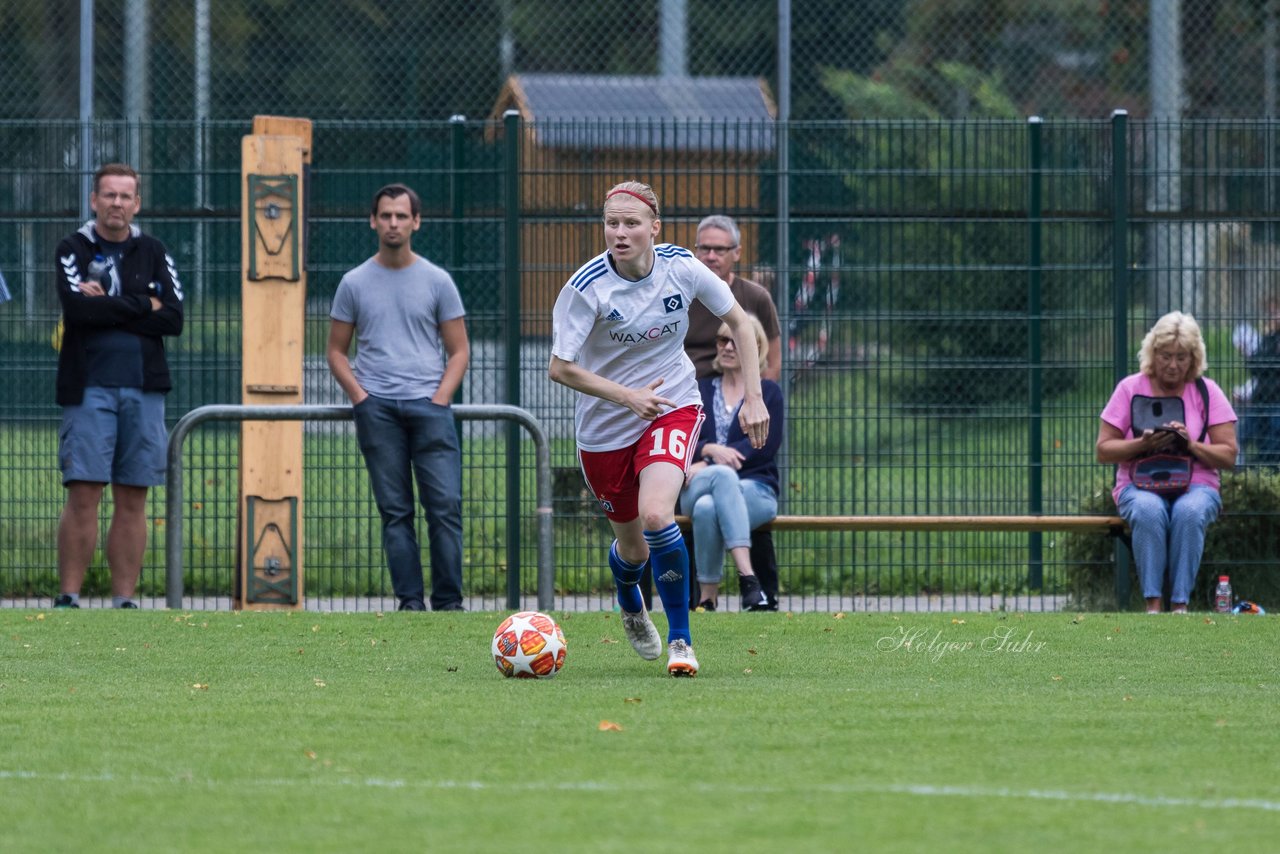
left=2, top=769, right=1277, bottom=813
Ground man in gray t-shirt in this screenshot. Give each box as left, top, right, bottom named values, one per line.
left=327, top=183, right=470, bottom=611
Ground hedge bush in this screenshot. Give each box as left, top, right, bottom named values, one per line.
left=1063, top=471, right=1280, bottom=611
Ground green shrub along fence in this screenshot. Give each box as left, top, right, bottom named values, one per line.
left=2, top=115, right=1279, bottom=612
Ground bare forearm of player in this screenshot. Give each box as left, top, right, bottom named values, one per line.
left=764, top=336, right=782, bottom=382
left=547, top=356, right=637, bottom=407
left=721, top=303, right=764, bottom=402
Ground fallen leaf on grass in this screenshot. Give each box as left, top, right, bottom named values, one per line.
left=1052, top=676, right=1063, bottom=681
left=951, top=618, right=966, bottom=625
left=313, top=679, right=327, bottom=688
left=747, top=648, right=758, bottom=655
left=743, top=668, right=753, bottom=674
left=600, top=637, right=619, bottom=645
left=192, top=683, right=209, bottom=690
left=833, top=612, right=846, bottom=620
left=1122, top=694, right=1134, bottom=702
left=624, top=697, right=642, bottom=704
left=305, top=750, right=317, bottom=760
left=598, top=721, right=623, bottom=732
left=1204, top=617, right=1216, bottom=625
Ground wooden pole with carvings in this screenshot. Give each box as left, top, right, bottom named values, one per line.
left=237, top=115, right=312, bottom=609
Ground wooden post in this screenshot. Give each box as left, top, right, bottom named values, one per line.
left=237, top=115, right=312, bottom=609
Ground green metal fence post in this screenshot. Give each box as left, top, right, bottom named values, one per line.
left=1111, top=109, right=1133, bottom=610
left=503, top=109, right=522, bottom=610
left=1027, top=116, right=1044, bottom=590
left=449, top=114, right=467, bottom=414
left=449, top=115, right=466, bottom=272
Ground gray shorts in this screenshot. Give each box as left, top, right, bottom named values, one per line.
left=59, top=386, right=167, bottom=487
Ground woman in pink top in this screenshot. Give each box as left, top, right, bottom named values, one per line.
left=1096, top=312, right=1238, bottom=613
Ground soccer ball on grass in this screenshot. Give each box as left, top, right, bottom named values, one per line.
left=491, top=611, right=566, bottom=678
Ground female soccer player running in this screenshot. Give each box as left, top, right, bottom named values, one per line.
left=549, top=181, right=770, bottom=676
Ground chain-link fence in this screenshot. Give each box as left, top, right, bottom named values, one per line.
left=3, top=1, right=1280, bottom=123
left=3, top=115, right=1280, bottom=612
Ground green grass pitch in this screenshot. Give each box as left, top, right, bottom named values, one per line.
left=2, top=608, right=1276, bottom=853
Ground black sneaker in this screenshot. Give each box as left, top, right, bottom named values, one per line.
left=740, top=575, right=769, bottom=611
left=53, top=594, right=80, bottom=609
left=118, top=601, right=139, bottom=609
left=696, top=599, right=717, bottom=612
left=398, top=598, right=427, bottom=612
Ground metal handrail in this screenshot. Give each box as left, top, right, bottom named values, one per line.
left=165, top=403, right=554, bottom=610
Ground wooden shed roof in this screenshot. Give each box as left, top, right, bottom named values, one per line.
left=492, top=73, right=776, bottom=152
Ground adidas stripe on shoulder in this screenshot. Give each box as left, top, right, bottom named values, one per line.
left=570, top=257, right=609, bottom=292
left=654, top=243, right=694, bottom=259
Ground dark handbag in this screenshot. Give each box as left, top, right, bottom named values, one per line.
left=1130, top=453, right=1194, bottom=494
left=1127, top=378, right=1209, bottom=496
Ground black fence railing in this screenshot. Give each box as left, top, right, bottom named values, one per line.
left=3, top=116, right=1278, bottom=612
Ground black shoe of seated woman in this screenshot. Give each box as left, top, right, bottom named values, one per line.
left=739, top=575, right=769, bottom=611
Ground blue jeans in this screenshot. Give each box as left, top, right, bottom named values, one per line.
left=1116, top=483, right=1221, bottom=604
left=679, top=464, right=778, bottom=584
left=352, top=395, right=463, bottom=609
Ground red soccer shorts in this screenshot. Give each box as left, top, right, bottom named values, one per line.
left=578, top=404, right=704, bottom=522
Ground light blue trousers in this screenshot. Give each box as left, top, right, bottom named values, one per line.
left=1116, top=483, right=1221, bottom=604
left=679, top=464, right=778, bottom=584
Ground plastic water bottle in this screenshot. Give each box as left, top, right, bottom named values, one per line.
left=1214, top=575, right=1233, bottom=613
left=86, top=254, right=110, bottom=282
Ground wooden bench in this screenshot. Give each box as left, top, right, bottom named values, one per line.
left=674, top=514, right=1127, bottom=535
left=659, top=515, right=1130, bottom=608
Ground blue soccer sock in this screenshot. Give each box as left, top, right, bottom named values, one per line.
left=608, top=540, right=646, bottom=614
left=644, top=523, right=691, bottom=644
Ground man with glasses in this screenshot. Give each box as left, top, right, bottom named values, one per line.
left=683, top=215, right=782, bottom=609
left=53, top=163, right=185, bottom=609
left=686, top=216, right=781, bottom=381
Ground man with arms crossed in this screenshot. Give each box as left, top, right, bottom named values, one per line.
left=54, top=163, right=185, bottom=609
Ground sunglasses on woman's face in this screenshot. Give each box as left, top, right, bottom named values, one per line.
left=715, top=335, right=735, bottom=348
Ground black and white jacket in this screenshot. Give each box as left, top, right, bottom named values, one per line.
left=55, top=221, right=185, bottom=406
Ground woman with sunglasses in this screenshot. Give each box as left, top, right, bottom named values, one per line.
left=549, top=181, right=769, bottom=676
left=681, top=315, right=784, bottom=611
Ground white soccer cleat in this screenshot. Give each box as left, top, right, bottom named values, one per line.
left=620, top=605, right=662, bottom=660
left=666, top=639, right=699, bottom=677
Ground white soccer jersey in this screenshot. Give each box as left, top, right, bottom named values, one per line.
left=552, top=244, right=736, bottom=451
